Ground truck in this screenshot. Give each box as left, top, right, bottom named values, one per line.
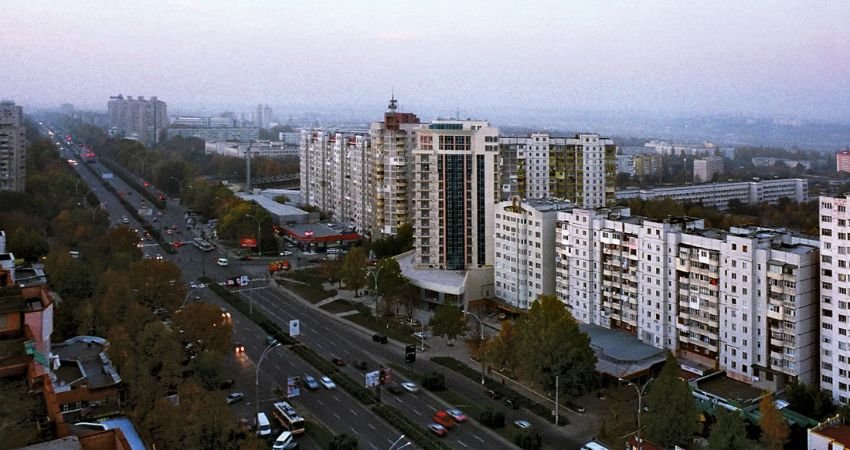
left=269, top=260, right=291, bottom=273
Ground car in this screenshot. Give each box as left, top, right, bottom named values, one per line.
left=432, top=410, right=456, bottom=429
left=387, top=384, right=404, bottom=395
left=319, top=376, right=336, bottom=389
left=281, top=250, right=293, bottom=256
left=354, top=360, right=368, bottom=370
left=234, top=342, right=245, bottom=353
left=413, top=331, right=430, bottom=340
left=272, top=431, right=299, bottom=450
left=445, top=409, right=468, bottom=423
left=567, top=401, right=586, bottom=414
left=226, top=392, right=244, bottom=404
left=513, top=419, right=532, bottom=430
left=166, top=229, right=173, bottom=235
left=219, top=379, right=235, bottom=390
left=372, top=334, right=388, bottom=344
left=152, top=217, right=158, bottom=222
left=266, top=335, right=278, bottom=346
left=504, top=398, right=520, bottom=409
left=217, top=257, right=229, bottom=267
left=221, top=308, right=231, bottom=321
left=486, top=389, right=503, bottom=400
left=303, top=375, right=320, bottom=390
left=239, top=254, right=251, bottom=261
left=122, top=217, right=129, bottom=224
left=401, top=382, right=418, bottom=393
left=155, top=254, right=164, bottom=261
left=427, top=423, right=448, bottom=437
left=332, top=358, right=346, bottom=366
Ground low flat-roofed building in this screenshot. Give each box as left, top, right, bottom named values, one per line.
left=809, top=419, right=850, bottom=450
left=51, top=336, right=122, bottom=422
left=235, top=193, right=314, bottom=225
left=278, top=222, right=360, bottom=252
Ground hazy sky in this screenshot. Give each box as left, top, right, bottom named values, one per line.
left=3, top=0, right=849, bottom=121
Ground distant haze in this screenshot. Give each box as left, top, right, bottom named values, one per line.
left=2, top=0, right=849, bottom=122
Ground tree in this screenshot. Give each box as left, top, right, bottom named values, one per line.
left=340, top=246, right=368, bottom=296
left=7, top=226, right=49, bottom=262
left=485, top=320, right=521, bottom=377
left=327, top=434, right=358, bottom=450
left=643, top=352, right=699, bottom=448
left=514, top=429, right=543, bottom=450
left=786, top=381, right=836, bottom=420
left=173, top=303, right=233, bottom=354
left=708, top=408, right=756, bottom=450
left=759, top=395, right=790, bottom=450
left=375, top=258, right=408, bottom=317
left=429, top=302, right=468, bottom=344
left=515, top=295, right=597, bottom=395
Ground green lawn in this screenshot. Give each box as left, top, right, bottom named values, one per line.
left=278, top=279, right=336, bottom=304
left=318, top=299, right=357, bottom=314
left=342, top=306, right=417, bottom=344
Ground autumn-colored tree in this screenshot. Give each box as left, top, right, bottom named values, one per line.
left=173, top=303, right=233, bottom=354
left=485, top=320, right=521, bottom=376
left=759, top=395, right=790, bottom=450
left=375, top=258, right=408, bottom=317
left=127, top=259, right=185, bottom=310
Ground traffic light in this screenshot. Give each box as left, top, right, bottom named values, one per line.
left=405, top=345, right=416, bottom=363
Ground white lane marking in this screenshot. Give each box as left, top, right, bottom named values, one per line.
left=333, top=395, right=341, bottom=402
left=473, top=434, right=485, bottom=442
left=349, top=408, right=358, bottom=416
left=333, top=413, right=341, bottom=420
left=316, top=399, right=324, bottom=407
left=350, top=427, right=359, bottom=435
left=367, top=423, right=376, bottom=431
left=368, top=443, right=377, bottom=450
left=456, top=440, right=468, bottom=448
left=411, top=408, right=422, bottom=416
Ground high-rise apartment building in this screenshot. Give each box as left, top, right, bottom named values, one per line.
left=0, top=101, right=26, bottom=192
left=818, top=195, right=850, bottom=403
left=107, top=95, right=168, bottom=146
left=499, top=133, right=616, bottom=208
left=255, top=104, right=273, bottom=129
left=556, top=207, right=819, bottom=388
left=412, top=120, right=500, bottom=270
left=299, top=130, right=372, bottom=232
left=370, top=97, right=421, bottom=236
left=494, top=198, right=572, bottom=309
left=693, top=156, right=724, bottom=182
left=837, top=151, right=850, bottom=174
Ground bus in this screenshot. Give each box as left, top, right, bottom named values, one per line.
left=272, top=401, right=305, bottom=435
left=192, top=238, right=215, bottom=252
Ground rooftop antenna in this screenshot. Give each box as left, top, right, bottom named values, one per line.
left=388, top=89, right=397, bottom=112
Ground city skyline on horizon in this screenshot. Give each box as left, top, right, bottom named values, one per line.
left=2, top=1, right=849, bottom=122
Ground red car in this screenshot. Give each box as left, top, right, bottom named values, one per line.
left=432, top=410, right=456, bottom=429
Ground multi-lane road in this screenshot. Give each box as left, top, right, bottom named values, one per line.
left=61, top=135, right=545, bottom=449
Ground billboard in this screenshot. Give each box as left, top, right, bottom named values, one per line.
left=365, top=370, right=380, bottom=388
left=289, top=319, right=300, bottom=337
left=240, top=236, right=258, bottom=248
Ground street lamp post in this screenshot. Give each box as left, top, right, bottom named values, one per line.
left=388, top=434, right=406, bottom=450
left=618, top=377, right=655, bottom=449
left=245, top=214, right=264, bottom=257
left=464, top=311, right=486, bottom=384
left=255, top=340, right=282, bottom=425
left=369, top=264, right=385, bottom=318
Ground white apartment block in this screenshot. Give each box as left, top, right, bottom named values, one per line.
left=557, top=208, right=819, bottom=388
left=205, top=140, right=298, bottom=159
left=107, top=95, right=168, bottom=146
left=494, top=198, right=572, bottom=309
left=498, top=133, right=616, bottom=208
left=370, top=98, right=421, bottom=237
left=693, top=156, right=724, bottom=182
left=818, top=195, right=850, bottom=403
left=0, top=101, right=26, bottom=192
left=299, top=130, right=372, bottom=232
left=616, top=178, right=808, bottom=210
left=412, top=120, right=500, bottom=271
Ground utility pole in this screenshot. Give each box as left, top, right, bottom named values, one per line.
left=245, top=140, right=254, bottom=193
left=555, top=375, right=560, bottom=426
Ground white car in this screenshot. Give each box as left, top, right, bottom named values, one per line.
left=319, top=376, right=336, bottom=389
left=401, top=382, right=419, bottom=393
left=513, top=419, right=532, bottom=430
left=217, top=257, right=229, bottom=267
left=272, top=431, right=298, bottom=450
left=281, top=251, right=293, bottom=256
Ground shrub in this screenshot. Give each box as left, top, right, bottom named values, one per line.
left=514, top=429, right=543, bottom=450
left=421, top=372, right=446, bottom=391
left=479, top=409, right=505, bottom=428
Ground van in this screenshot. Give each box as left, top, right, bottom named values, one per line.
left=217, top=257, right=229, bottom=267
left=272, top=431, right=298, bottom=450
left=69, top=251, right=80, bottom=259
left=256, top=412, right=272, bottom=436
left=581, top=442, right=609, bottom=450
